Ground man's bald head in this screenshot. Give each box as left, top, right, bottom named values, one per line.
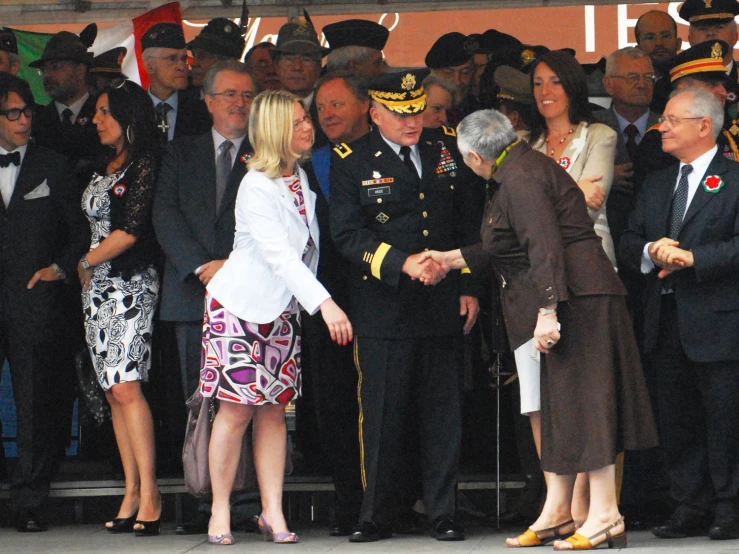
left=635, top=10, right=681, bottom=65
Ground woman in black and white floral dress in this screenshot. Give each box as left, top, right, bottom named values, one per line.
left=77, top=80, right=163, bottom=537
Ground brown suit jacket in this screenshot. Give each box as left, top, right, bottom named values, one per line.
left=462, top=141, right=624, bottom=350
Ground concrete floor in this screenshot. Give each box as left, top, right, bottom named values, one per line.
left=0, top=525, right=737, bottom=553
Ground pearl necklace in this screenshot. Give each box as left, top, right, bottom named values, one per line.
left=546, top=127, right=574, bottom=156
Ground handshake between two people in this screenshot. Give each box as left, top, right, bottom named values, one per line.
left=402, top=249, right=460, bottom=286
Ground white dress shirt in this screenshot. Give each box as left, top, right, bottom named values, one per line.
left=0, top=144, right=28, bottom=208
left=148, top=89, right=178, bottom=141
left=641, top=145, right=718, bottom=272
left=54, top=92, right=90, bottom=124
left=380, top=133, right=422, bottom=178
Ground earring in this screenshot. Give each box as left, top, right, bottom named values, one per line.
left=126, top=125, right=134, bottom=144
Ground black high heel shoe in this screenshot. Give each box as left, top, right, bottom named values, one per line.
left=134, top=519, right=161, bottom=537
left=106, top=514, right=136, bottom=534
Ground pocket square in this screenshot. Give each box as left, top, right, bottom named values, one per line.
left=23, top=180, right=50, bottom=200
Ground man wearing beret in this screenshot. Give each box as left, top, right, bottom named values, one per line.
left=271, top=14, right=329, bottom=148
left=323, top=19, right=389, bottom=81
left=30, top=24, right=104, bottom=176
left=187, top=18, right=245, bottom=89
left=426, top=32, right=480, bottom=127
left=141, top=22, right=211, bottom=145
left=330, top=68, right=482, bottom=542
left=0, top=29, right=20, bottom=76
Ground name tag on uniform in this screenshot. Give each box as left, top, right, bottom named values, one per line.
left=362, top=177, right=394, bottom=186
left=367, top=186, right=391, bottom=197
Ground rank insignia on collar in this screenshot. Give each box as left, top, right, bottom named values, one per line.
left=374, top=151, right=382, bottom=157
left=435, top=142, right=458, bottom=175
left=442, top=125, right=456, bottom=137
left=333, top=143, right=353, bottom=159
left=703, top=174, right=724, bottom=193
left=376, top=212, right=389, bottom=224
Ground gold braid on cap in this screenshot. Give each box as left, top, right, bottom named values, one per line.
left=369, top=89, right=427, bottom=114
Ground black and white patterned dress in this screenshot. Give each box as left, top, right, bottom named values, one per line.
left=81, top=154, right=160, bottom=391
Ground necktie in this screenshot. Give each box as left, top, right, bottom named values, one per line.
left=215, top=140, right=233, bottom=211
left=0, top=151, right=21, bottom=168
left=668, top=164, right=692, bottom=240
left=624, top=124, right=639, bottom=162
left=61, top=108, right=74, bottom=127
left=399, top=145, right=419, bottom=179
left=155, top=102, right=172, bottom=142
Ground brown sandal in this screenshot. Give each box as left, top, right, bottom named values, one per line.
left=507, top=519, right=575, bottom=547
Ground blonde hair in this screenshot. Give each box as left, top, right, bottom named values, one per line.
left=247, top=89, right=313, bottom=178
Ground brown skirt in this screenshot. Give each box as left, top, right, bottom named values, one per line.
left=539, top=294, right=658, bottom=475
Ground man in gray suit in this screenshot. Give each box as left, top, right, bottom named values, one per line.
left=598, top=47, right=661, bottom=249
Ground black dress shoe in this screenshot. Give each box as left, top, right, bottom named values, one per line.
left=652, top=512, right=706, bottom=539
left=15, top=511, right=47, bottom=533
left=709, top=515, right=739, bottom=540
left=393, top=510, right=426, bottom=535
left=329, top=520, right=354, bottom=536
left=349, top=521, right=392, bottom=543
left=432, top=516, right=465, bottom=541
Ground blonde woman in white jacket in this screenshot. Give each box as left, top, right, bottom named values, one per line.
left=201, top=90, right=352, bottom=545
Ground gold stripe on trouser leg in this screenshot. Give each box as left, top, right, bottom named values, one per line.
left=615, top=451, right=624, bottom=503
left=354, top=337, right=367, bottom=490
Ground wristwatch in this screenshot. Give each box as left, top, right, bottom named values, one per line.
left=539, top=307, right=557, bottom=316
left=50, top=263, right=66, bottom=280
left=80, top=255, right=92, bottom=270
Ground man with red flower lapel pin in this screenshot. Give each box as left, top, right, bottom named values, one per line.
left=152, top=59, right=255, bottom=535
left=621, top=86, right=739, bottom=542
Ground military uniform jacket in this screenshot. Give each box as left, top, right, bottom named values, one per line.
left=329, top=126, right=481, bottom=339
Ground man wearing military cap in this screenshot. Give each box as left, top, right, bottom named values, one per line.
left=187, top=18, right=245, bottom=88
left=141, top=22, right=211, bottom=144
left=0, top=28, right=20, bottom=76
left=30, top=23, right=104, bottom=174
left=493, top=65, right=534, bottom=139
left=88, top=47, right=127, bottom=96
left=426, top=32, right=478, bottom=126
left=330, top=68, right=482, bottom=543
left=323, top=19, right=389, bottom=80
left=635, top=40, right=739, bottom=190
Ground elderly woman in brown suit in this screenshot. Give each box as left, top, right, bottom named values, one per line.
left=422, top=109, right=657, bottom=550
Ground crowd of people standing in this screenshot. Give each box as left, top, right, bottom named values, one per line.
left=0, top=0, right=737, bottom=549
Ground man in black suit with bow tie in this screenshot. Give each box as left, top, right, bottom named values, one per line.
left=0, top=74, right=89, bottom=532
left=153, top=60, right=256, bottom=534
left=620, top=86, right=739, bottom=541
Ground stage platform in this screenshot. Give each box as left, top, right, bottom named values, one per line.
left=0, top=524, right=736, bottom=553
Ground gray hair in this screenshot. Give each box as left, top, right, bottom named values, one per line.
left=422, top=73, right=456, bottom=100
left=605, top=47, right=652, bottom=76
left=202, top=59, right=255, bottom=96
left=326, top=45, right=377, bottom=73
left=457, top=109, right=518, bottom=160
left=669, top=86, right=724, bottom=140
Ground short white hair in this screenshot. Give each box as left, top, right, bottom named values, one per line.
left=670, top=86, right=724, bottom=140
left=605, top=46, right=652, bottom=77
left=457, top=109, right=518, bottom=160
left=326, top=46, right=377, bottom=73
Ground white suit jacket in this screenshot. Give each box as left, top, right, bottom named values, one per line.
left=207, top=166, right=330, bottom=323
left=532, top=121, right=617, bottom=266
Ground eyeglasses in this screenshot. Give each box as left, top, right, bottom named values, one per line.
left=0, top=105, right=34, bottom=121
left=209, top=90, right=256, bottom=103
left=610, top=73, right=657, bottom=85
left=292, top=114, right=312, bottom=130
left=657, top=115, right=705, bottom=126
left=279, top=54, right=321, bottom=66
left=150, top=54, right=189, bottom=65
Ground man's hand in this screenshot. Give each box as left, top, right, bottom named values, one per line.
left=460, top=296, right=479, bottom=334
left=402, top=253, right=446, bottom=285
left=577, top=175, right=606, bottom=210
left=655, top=247, right=694, bottom=279
left=27, top=265, right=61, bottom=289
left=196, top=260, right=226, bottom=286
left=611, top=163, right=634, bottom=196
left=648, top=237, right=679, bottom=267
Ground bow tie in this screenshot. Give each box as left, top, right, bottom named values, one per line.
left=0, top=151, right=20, bottom=168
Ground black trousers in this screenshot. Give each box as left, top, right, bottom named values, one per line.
left=649, top=295, right=739, bottom=515
left=302, top=312, right=363, bottom=521
left=0, top=285, right=75, bottom=512
left=174, top=320, right=204, bottom=399
left=354, top=335, right=461, bottom=524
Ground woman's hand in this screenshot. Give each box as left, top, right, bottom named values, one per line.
left=320, top=298, right=353, bottom=346
left=77, top=261, right=93, bottom=292
left=577, top=175, right=605, bottom=210
left=533, top=310, right=560, bottom=354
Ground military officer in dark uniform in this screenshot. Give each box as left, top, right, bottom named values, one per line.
left=634, top=40, right=739, bottom=190
left=88, top=47, right=127, bottom=97
left=330, top=69, right=481, bottom=543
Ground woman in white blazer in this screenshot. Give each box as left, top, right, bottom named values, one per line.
left=201, top=90, right=352, bottom=545
left=507, top=51, right=619, bottom=545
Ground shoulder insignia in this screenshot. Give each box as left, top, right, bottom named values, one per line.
left=442, top=125, right=457, bottom=137
left=333, top=143, right=353, bottom=159
left=647, top=124, right=661, bottom=133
